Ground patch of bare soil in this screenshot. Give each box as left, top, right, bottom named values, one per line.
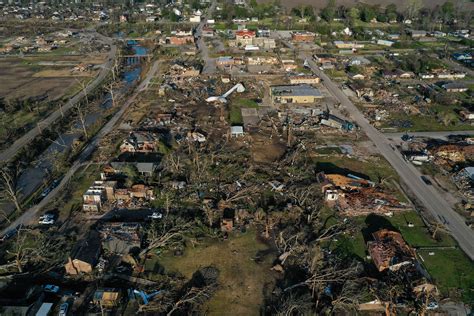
left=251, top=136, right=287, bottom=163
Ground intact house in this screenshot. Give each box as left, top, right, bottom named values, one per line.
left=382, top=69, right=415, bottom=79
left=65, top=231, right=101, bottom=275
left=288, top=75, right=320, bottom=85
left=406, top=29, right=427, bottom=38
left=120, top=132, right=158, bottom=153
left=348, top=56, right=371, bottom=66
left=270, top=84, right=323, bottom=105
left=377, top=39, right=395, bottom=47
left=333, top=41, right=365, bottom=49
left=348, top=73, right=366, bottom=80
left=230, top=125, right=244, bottom=137
left=442, top=82, right=468, bottom=93
left=234, top=29, right=256, bottom=46
left=166, top=35, right=194, bottom=45
left=230, top=30, right=275, bottom=49
left=291, top=31, right=316, bottom=42
left=367, top=229, right=415, bottom=272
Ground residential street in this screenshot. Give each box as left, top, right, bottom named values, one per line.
left=195, top=1, right=217, bottom=74
left=0, top=32, right=117, bottom=163
left=305, top=56, right=474, bottom=260
left=0, top=59, right=160, bottom=236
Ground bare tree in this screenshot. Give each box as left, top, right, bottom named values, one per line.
left=166, top=284, right=215, bottom=316
left=75, top=103, right=89, bottom=140
left=6, top=227, right=30, bottom=273
left=0, top=166, right=22, bottom=214
left=140, top=219, right=190, bottom=258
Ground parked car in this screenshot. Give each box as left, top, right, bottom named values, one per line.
left=149, top=212, right=163, bottom=220
left=59, top=303, right=69, bottom=316
left=421, top=175, right=432, bottom=185
left=39, top=214, right=55, bottom=225
left=43, top=284, right=60, bottom=293
left=0, top=224, right=22, bottom=243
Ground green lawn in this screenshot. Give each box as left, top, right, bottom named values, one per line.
left=229, top=98, right=259, bottom=125
left=312, top=155, right=399, bottom=184
left=418, top=249, right=474, bottom=304
left=383, top=111, right=474, bottom=132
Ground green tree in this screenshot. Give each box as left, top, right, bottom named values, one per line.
left=348, top=7, right=360, bottom=21
left=360, top=5, right=376, bottom=22
left=320, top=0, right=336, bottom=22
left=441, top=0, right=454, bottom=21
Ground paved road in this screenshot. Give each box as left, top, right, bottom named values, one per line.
left=195, top=1, right=217, bottom=74
left=0, top=59, right=160, bottom=236
left=303, top=56, right=474, bottom=260
left=385, top=130, right=474, bottom=141
left=0, top=32, right=117, bottom=163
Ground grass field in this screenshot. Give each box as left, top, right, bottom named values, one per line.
left=417, top=249, right=474, bottom=304
left=158, top=230, right=276, bottom=315
left=312, top=154, right=399, bottom=183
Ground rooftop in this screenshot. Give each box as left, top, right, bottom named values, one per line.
left=271, top=84, right=322, bottom=97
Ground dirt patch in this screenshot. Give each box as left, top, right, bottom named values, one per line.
left=251, top=136, right=287, bottom=163
left=33, top=69, right=95, bottom=78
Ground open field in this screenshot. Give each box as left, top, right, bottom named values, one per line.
left=158, top=230, right=277, bottom=315
left=0, top=54, right=105, bottom=101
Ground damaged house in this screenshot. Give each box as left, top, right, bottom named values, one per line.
left=317, top=172, right=407, bottom=216
left=367, top=229, right=415, bottom=272
left=99, top=223, right=142, bottom=254
left=65, top=231, right=102, bottom=275
left=120, top=132, right=158, bottom=153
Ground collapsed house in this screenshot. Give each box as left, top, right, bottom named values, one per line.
left=83, top=180, right=155, bottom=211
left=431, top=144, right=474, bottom=165
left=367, top=229, right=416, bottom=272
left=317, top=172, right=408, bottom=216
left=99, top=222, right=142, bottom=254
left=120, top=132, right=158, bottom=153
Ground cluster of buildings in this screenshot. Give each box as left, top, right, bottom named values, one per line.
left=82, top=179, right=155, bottom=212
left=227, top=29, right=276, bottom=51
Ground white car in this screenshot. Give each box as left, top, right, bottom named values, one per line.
left=39, top=214, right=55, bottom=225
left=150, top=212, right=163, bottom=220
left=59, top=303, right=69, bottom=316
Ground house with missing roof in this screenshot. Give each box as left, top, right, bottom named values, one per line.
left=270, top=84, right=323, bottom=105
left=65, top=231, right=101, bottom=275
